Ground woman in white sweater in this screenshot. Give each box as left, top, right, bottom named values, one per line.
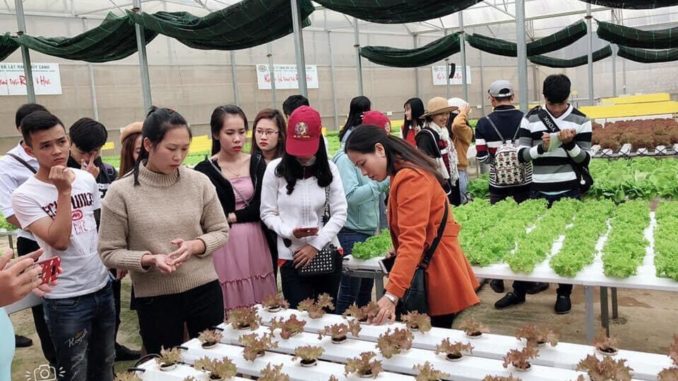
left=260, top=106, right=347, bottom=308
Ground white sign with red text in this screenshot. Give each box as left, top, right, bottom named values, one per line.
left=432, top=65, right=472, bottom=86
left=0, top=63, right=62, bottom=95
left=256, top=64, right=319, bottom=90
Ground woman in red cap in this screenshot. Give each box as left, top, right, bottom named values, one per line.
left=345, top=125, right=479, bottom=328
left=260, top=106, right=348, bottom=308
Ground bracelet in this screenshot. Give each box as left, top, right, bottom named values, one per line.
left=384, top=293, right=398, bottom=305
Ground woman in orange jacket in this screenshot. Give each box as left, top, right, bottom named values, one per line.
left=345, top=125, right=479, bottom=328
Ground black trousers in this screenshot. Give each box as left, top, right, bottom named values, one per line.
left=135, top=280, right=223, bottom=355
left=279, top=258, right=342, bottom=310
left=17, top=237, right=56, bottom=365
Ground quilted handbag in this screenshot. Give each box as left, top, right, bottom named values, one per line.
left=298, top=187, right=341, bottom=277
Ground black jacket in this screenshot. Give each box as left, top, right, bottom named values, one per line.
left=194, top=155, right=266, bottom=223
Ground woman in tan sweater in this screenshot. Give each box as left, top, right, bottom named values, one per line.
left=98, top=108, right=229, bottom=354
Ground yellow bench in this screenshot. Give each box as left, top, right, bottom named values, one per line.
left=580, top=101, right=678, bottom=119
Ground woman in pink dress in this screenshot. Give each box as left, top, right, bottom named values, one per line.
left=194, top=105, right=277, bottom=313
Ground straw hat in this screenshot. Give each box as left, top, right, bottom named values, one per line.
left=421, top=97, right=458, bottom=117
left=120, top=122, right=143, bottom=142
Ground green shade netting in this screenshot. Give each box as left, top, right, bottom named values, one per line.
left=0, top=33, right=19, bottom=61
left=360, top=33, right=460, bottom=68
left=579, top=0, right=678, bottom=9
left=16, top=13, right=157, bottom=63
left=617, top=45, right=678, bottom=63
left=466, top=20, right=587, bottom=57
left=128, top=0, right=315, bottom=50
left=529, top=45, right=612, bottom=68
left=313, top=0, right=482, bottom=24
left=597, top=20, right=678, bottom=49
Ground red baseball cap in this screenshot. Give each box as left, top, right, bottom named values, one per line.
left=286, top=105, right=322, bottom=157
left=362, top=111, right=391, bottom=131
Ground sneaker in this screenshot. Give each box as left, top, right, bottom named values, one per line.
left=115, top=343, right=141, bottom=361
left=489, top=279, right=505, bottom=293
left=15, top=335, right=33, bottom=348
left=525, top=282, right=549, bottom=295
left=494, top=292, right=526, bottom=309
left=554, top=295, right=572, bottom=314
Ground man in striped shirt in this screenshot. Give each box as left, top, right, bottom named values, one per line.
left=495, top=74, right=592, bottom=314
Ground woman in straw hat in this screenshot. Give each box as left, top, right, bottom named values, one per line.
left=415, top=97, right=461, bottom=206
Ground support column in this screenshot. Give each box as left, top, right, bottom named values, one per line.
left=133, top=0, right=152, bottom=113
left=230, top=51, right=240, bottom=105
left=82, top=19, right=99, bottom=120
left=459, top=12, right=468, bottom=102
left=413, top=34, right=419, bottom=98
left=290, top=0, right=308, bottom=97
left=15, top=0, right=35, bottom=102
left=516, top=0, right=528, bottom=112
left=587, top=4, right=595, bottom=105
left=479, top=51, right=485, bottom=116
left=328, top=31, right=339, bottom=130
left=354, top=17, right=364, bottom=96
left=266, top=43, right=277, bottom=108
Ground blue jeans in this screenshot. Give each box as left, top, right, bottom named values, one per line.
left=458, top=170, right=469, bottom=204
left=335, top=228, right=374, bottom=315
left=43, top=280, right=115, bottom=381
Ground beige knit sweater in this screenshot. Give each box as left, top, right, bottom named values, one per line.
left=98, top=164, right=229, bottom=298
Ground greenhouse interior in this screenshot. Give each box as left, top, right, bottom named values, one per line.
left=1, top=0, right=678, bottom=380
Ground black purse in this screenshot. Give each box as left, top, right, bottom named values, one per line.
left=398, top=203, right=449, bottom=314
left=297, top=187, right=341, bottom=277
left=537, top=108, right=594, bottom=194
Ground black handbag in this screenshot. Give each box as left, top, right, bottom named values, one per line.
left=398, top=203, right=449, bottom=314
left=297, top=187, right=341, bottom=277
left=537, top=108, right=594, bottom=194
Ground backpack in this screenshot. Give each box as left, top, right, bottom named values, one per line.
left=485, top=116, right=530, bottom=187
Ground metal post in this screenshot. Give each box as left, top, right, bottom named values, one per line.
left=516, top=0, right=528, bottom=112
left=611, top=287, right=619, bottom=319
left=15, top=0, right=35, bottom=102
left=585, top=286, right=595, bottom=342
left=445, top=29, right=450, bottom=99
left=229, top=51, right=240, bottom=105
left=328, top=31, right=339, bottom=130
left=413, top=34, right=420, bottom=98
left=479, top=51, right=485, bottom=116
left=266, top=43, right=277, bottom=109
left=600, top=287, right=610, bottom=336
left=290, top=0, right=308, bottom=97
left=586, top=4, right=594, bottom=105
left=612, top=46, right=617, bottom=97
left=82, top=19, right=99, bottom=120
left=132, top=0, right=152, bottom=113
left=459, top=12, right=468, bottom=102
left=354, top=17, right=364, bottom=96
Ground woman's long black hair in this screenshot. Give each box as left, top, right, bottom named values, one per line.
left=402, top=98, right=425, bottom=140
left=338, top=96, right=371, bottom=142
left=210, top=105, right=248, bottom=155
left=274, top=137, right=332, bottom=195
left=133, top=107, right=191, bottom=186
left=345, top=124, right=443, bottom=184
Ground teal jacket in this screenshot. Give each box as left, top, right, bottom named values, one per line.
left=332, top=151, right=389, bottom=235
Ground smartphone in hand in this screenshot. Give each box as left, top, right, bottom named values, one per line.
left=37, top=256, right=61, bottom=284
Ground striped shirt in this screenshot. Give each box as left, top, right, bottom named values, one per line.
left=518, top=105, right=592, bottom=193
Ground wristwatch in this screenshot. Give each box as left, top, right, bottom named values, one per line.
left=384, top=292, right=398, bottom=305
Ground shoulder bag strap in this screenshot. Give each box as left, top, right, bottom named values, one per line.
left=537, top=108, right=584, bottom=168
left=484, top=116, right=506, bottom=142
left=420, top=202, right=449, bottom=268
left=7, top=153, right=37, bottom=174
left=322, top=186, right=331, bottom=225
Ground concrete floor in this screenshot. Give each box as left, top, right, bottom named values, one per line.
left=457, top=281, right=678, bottom=356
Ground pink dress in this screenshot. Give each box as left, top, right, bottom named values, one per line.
left=212, top=176, right=277, bottom=312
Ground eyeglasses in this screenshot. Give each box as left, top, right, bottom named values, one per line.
left=255, top=129, right=279, bottom=136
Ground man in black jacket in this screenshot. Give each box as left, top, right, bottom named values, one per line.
left=67, top=118, right=140, bottom=361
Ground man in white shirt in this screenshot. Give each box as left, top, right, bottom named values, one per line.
left=11, top=110, right=115, bottom=381
left=0, top=103, right=56, bottom=361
